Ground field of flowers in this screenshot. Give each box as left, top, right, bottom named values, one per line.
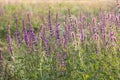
left=0, top=0, right=120, bottom=80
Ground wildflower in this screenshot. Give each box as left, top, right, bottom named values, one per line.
left=14, top=17, right=21, bottom=47
left=56, top=53, right=62, bottom=61
left=22, top=19, right=29, bottom=46
left=7, top=25, right=15, bottom=61
left=7, top=25, right=13, bottom=53
left=55, top=13, right=60, bottom=45
left=48, top=10, right=53, bottom=37
left=67, top=25, right=71, bottom=42
left=83, top=16, right=87, bottom=27
left=28, top=24, right=38, bottom=52
left=110, top=31, right=117, bottom=47
left=92, top=17, right=96, bottom=26
left=41, top=29, right=50, bottom=57
left=71, top=31, right=76, bottom=40
left=79, top=22, right=85, bottom=47
left=62, top=32, right=67, bottom=48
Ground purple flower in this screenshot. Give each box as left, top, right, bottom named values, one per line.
left=56, top=26, right=60, bottom=39
left=44, top=39, right=50, bottom=57
left=14, top=17, right=21, bottom=47
left=93, top=33, right=99, bottom=40
left=115, top=16, right=119, bottom=25
left=109, top=31, right=117, bottom=48
left=22, top=19, right=29, bottom=46
left=63, top=32, right=67, bottom=48
left=41, top=27, right=46, bottom=42
left=41, top=28, right=50, bottom=57
left=48, top=10, right=53, bottom=37
left=83, top=16, right=87, bottom=27
left=55, top=13, right=60, bottom=45
left=67, top=25, right=71, bottom=42
left=26, top=12, right=38, bottom=52
left=7, top=25, right=14, bottom=61
left=110, top=31, right=117, bottom=43
left=79, top=23, right=85, bottom=47
left=71, top=31, right=76, bottom=41
left=7, top=25, right=12, bottom=47
left=80, top=30, right=85, bottom=46
left=29, top=24, right=37, bottom=44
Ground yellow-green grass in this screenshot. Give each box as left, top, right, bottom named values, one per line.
left=0, top=0, right=116, bottom=10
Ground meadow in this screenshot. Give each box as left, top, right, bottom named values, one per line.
left=0, top=0, right=120, bottom=80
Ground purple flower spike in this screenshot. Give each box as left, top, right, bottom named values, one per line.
left=110, top=31, right=117, bottom=43
left=48, top=10, right=53, bottom=37
left=22, top=19, right=29, bottom=46
left=29, top=24, right=37, bottom=44
left=14, top=17, right=21, bottom=47
left=41, top=27, right=46, bottom=39
left=81, top=30, right=85, bottom=47
left=44, top=39, right=50, bottom=57
left=56, top=26, right=60, bottom=40
left=71, top=32, right=76, bottom=40
left=40, top=28, right=50, bottom=57
left=63, top=32, right=67, bottom=48
left=67, top=25, right=71, bottom=42
left=79, top=22, right=85, bottom=47
left=55, top=13, right=60, bottom=45
left=7, top=25, right=15, bottom=61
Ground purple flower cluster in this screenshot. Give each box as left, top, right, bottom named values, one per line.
left=7, top=9, right=120, bottom=56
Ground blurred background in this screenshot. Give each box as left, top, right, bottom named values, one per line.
left=1, top=0, right=115, bottom=4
